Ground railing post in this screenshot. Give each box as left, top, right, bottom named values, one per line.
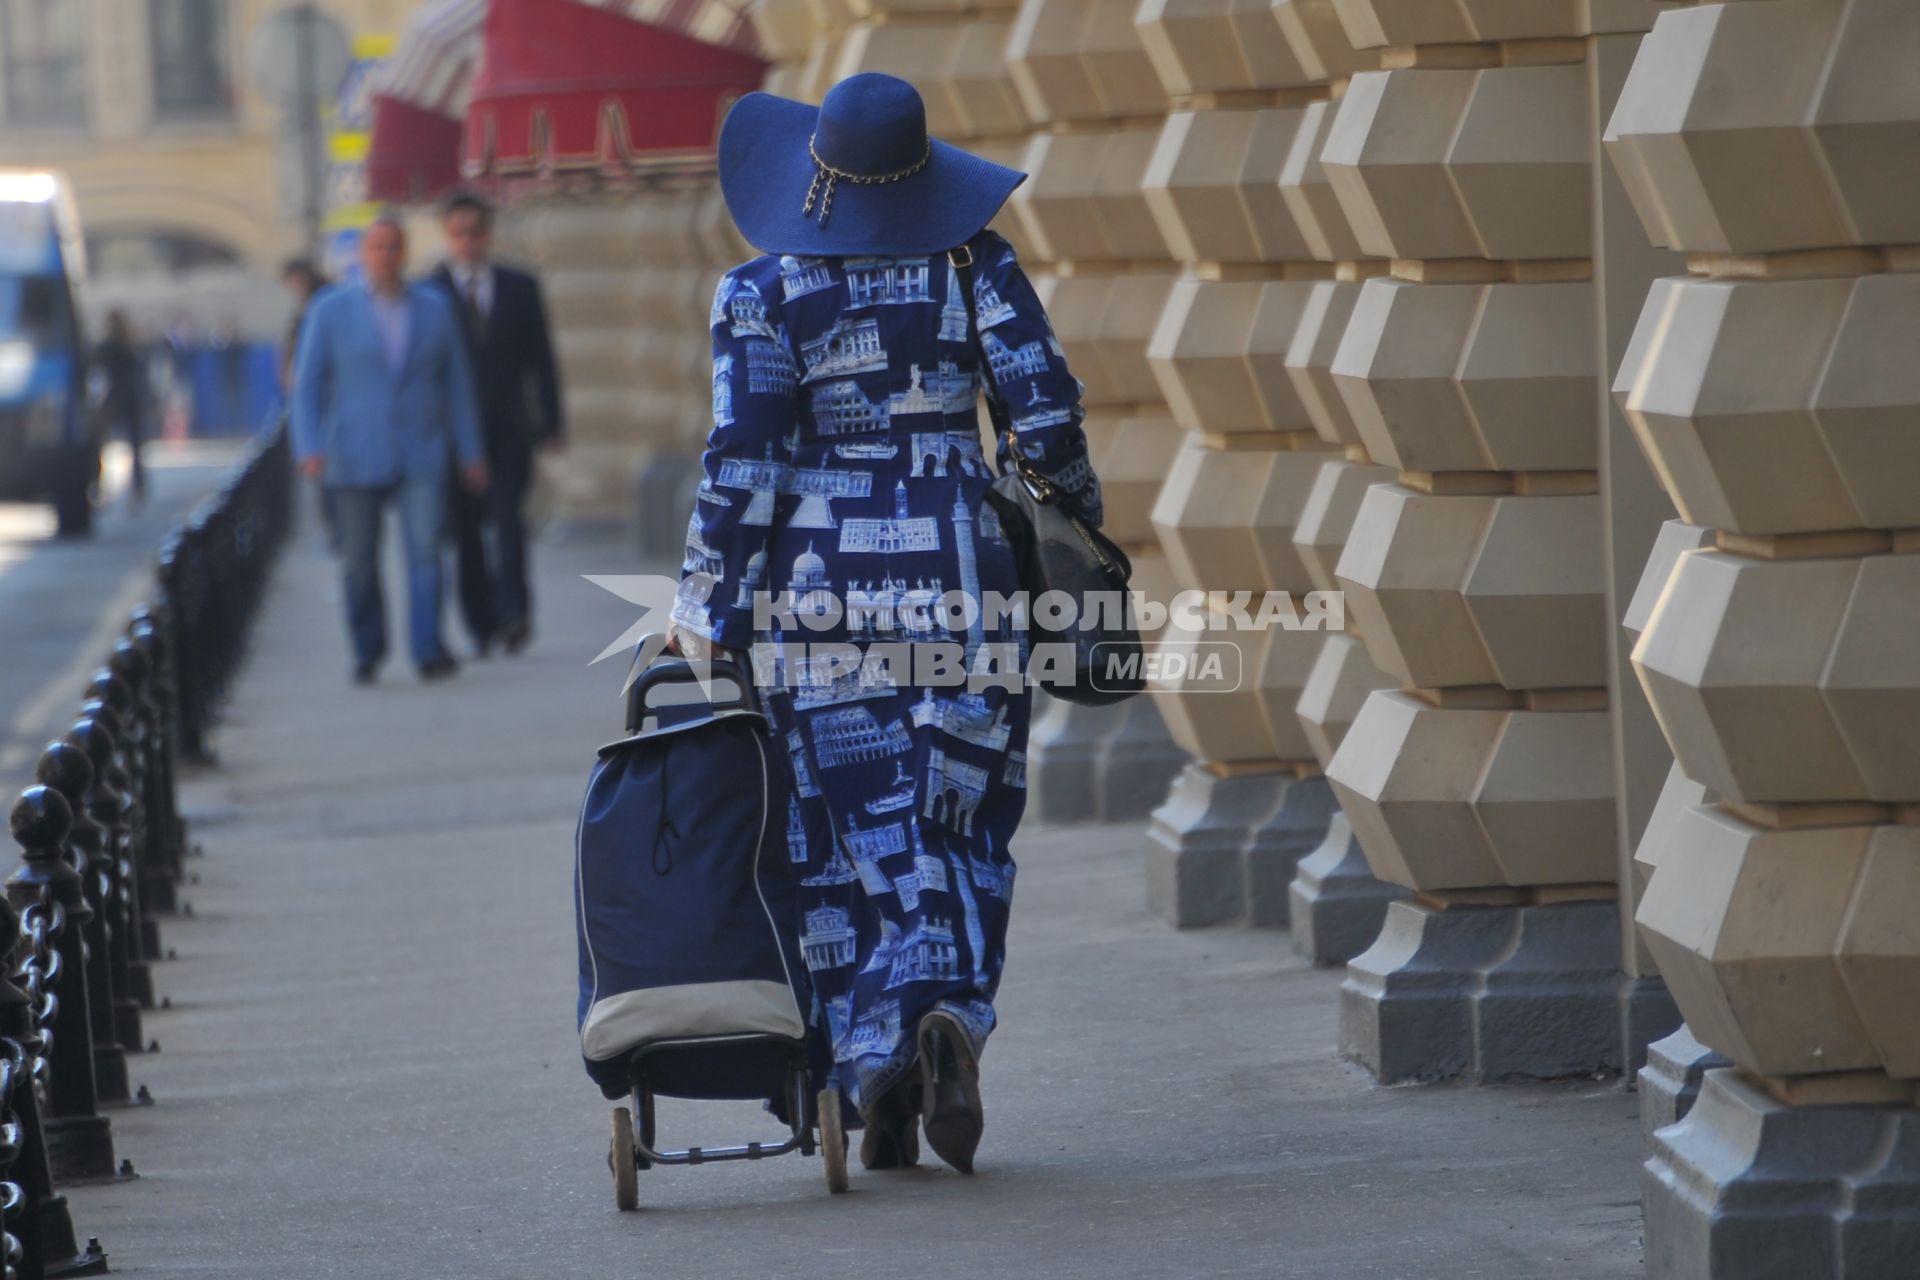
left=81, top=669, right=169, bottom=927
left=125, top=616, right=190, bottom=874
left=3, top=791, right=105, bottom=1277
left=29, top=744, right=127, bottom=1112
left=8, top=775, right=112, bottom=1185
left=63, top=713, right=149, bottom=1054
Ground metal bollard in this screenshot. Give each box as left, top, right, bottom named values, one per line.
left=62, top=716, right=149, bottom=1055
left=109, top=639, right=181, bottom=896
left=7, top=784, right=114, bottom=1185
left=77, top=688, right=164, bottom=998
left=123, top=620, right=189, bottom=879
left=81, top=669, right=171, bottom=925
left=0, top=858, right=106, bottom=1279
left=29, top=746, right=128, bottom=1111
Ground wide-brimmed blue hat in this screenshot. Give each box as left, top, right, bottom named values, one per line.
left=718, top=73, right=1026, bottom=257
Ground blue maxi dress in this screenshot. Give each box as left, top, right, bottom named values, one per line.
left=673, top=230, right=1103, bottom=1114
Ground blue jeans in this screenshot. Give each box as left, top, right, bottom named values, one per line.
left=332, top=481, right=450, bottom=670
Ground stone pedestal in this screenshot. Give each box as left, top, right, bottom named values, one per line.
left=1640, top=1024, right=1733, bottom=1143
left=1645, top=1069, right=1920, bottom=1280
left=1340, top=897, right=1630, bottom=1083
left=1026, top=694, right=1186, bottom=826
left=1288, top=810, right=1407, bottom=966
left=1145, top=763, right=1289, bottom=928
left=1244, top=773, right=1337, bottom=927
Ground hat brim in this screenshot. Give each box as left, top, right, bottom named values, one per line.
left=718, top=92, right=1026, bottom=258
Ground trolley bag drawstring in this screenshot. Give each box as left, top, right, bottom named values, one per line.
left=651, top=755, right=678, bottom=875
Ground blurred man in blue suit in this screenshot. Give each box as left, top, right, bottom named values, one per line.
left=292, top=214, right=488, bottom=684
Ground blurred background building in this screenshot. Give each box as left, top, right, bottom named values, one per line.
left=0, top=0, right=422, bottom=433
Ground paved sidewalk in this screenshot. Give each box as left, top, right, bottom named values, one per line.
left=66, top=530, right=1647, bottom=1279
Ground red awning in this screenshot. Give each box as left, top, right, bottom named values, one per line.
left=463, top=0, right=767, bottom=185
left=364, top=0, right=488, bottom=203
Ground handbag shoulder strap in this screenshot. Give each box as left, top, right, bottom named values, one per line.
left=948, top=244, right=1042, bottom=494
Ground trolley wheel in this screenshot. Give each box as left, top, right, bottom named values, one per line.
left=817, top=1088, right=849, bottom=1195
left=610, top=1107, right=640, bottom=1211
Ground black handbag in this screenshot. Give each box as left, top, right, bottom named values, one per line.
left=951, top=246, right=1144, bottom=706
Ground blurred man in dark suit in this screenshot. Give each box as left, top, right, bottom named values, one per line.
left=431, top=191, right=564, bottom=656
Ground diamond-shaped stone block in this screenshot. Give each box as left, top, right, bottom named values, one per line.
left=1295, top=455, right=1393, bottom=593
left=1338, top=485, right=1607, bottom=691
left=1323, top=64, right=1592, bottom=262
left=1012, top=125, right=1167, bottom=264
left=836, top=18, right=1027, bottom=139
left=1837, top=826, right=1920, bottom=1078
left=1622, top=519, right=1712, bottom=643
left=1151, top=623, right=1312, bottom=764
left=1008, top=0, right=1171, bottom=124
left=1459, top=495, right=1607, bottom=691
left=1285, top=279, right=1372, bottom=448
left=1273, top=0, right=1375, bottom=83
left=1637, top=805, right=1883, bottom=1076
left=1144, top=107, right=1314, bottom=265
left=947, top=18, right=1031, bottom=138
left=1257, top=629, right=1327, bottom=765
left=1332, top=0, right=1588, bottom=48
left=1082, top=0, right=1173, bottom=117
left=1612, top=276, right=1920, bottom=541
left=1148, top=279, right=1317, bottom=435
left=1605, top=0, right=1920, bottom=255
left=1280, top=99, right=1370, bottom=265
left=1618, top=272, right=1920, bottom=535
left=1136, top=0, right=1317, bottom=96
left=1036, top=270, right=1176, bottom=407
left=1084, top=413, right=1180, bottom=547
left=1297, top=631, right=1395, bottom=766
left=1153, top=439, right=1331, bottom=593
left=1007, top=0, right=1104, bottom=123
left=1332, top=277, right=1597, bottom=472
left=1328, top=690, right=1617, bottom=891
left=1634, top=549, right=1920, bottom=804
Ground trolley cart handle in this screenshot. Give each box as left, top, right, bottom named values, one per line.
left=623, top=635, right=761, bottom=733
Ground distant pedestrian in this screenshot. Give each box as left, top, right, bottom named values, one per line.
left=291, top=214, right=487, bottom=685
left=281, top=257, right=337, bottom=548
left=430, top=190, right=563, bottom=657
left=93, top=310, right=149, bottom=502
left=279, top=258, right=331, bottom=391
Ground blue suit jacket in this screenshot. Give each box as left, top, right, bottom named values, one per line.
left=291, top=281, right=484, bottom=488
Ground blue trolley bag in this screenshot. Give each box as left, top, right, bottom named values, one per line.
left=575, top=649, right=807, bottom=1099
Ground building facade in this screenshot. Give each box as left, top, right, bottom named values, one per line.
left=0, top=0, right=420, bottom=276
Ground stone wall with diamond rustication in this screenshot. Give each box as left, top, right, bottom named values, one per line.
left=1608, top=2, right=1920, bottom=1275
left=1003, top=0, right=1188, bottom=828
left=1132, top=0, right=1363, bottom=933
left=1316, top=0, right=1680, bottom=1085
left=1274, top=0, right=1407, bottom=968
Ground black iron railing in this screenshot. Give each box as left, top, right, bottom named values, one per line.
left=0, top=422, right=293, bottom=1277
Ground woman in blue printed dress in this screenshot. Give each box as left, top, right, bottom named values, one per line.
left=668, top=74, right=1104, bottom=1175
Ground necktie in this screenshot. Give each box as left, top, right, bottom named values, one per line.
left=462, top=270, right=486, bottom=333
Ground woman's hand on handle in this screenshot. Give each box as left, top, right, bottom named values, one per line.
left=665, top=624, right=734, bottom=666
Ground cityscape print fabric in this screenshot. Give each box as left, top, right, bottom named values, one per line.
left=673, top=230, right=1102, bottom=1114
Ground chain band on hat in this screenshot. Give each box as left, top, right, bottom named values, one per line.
left=801, top=134, right=932, bottom=227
